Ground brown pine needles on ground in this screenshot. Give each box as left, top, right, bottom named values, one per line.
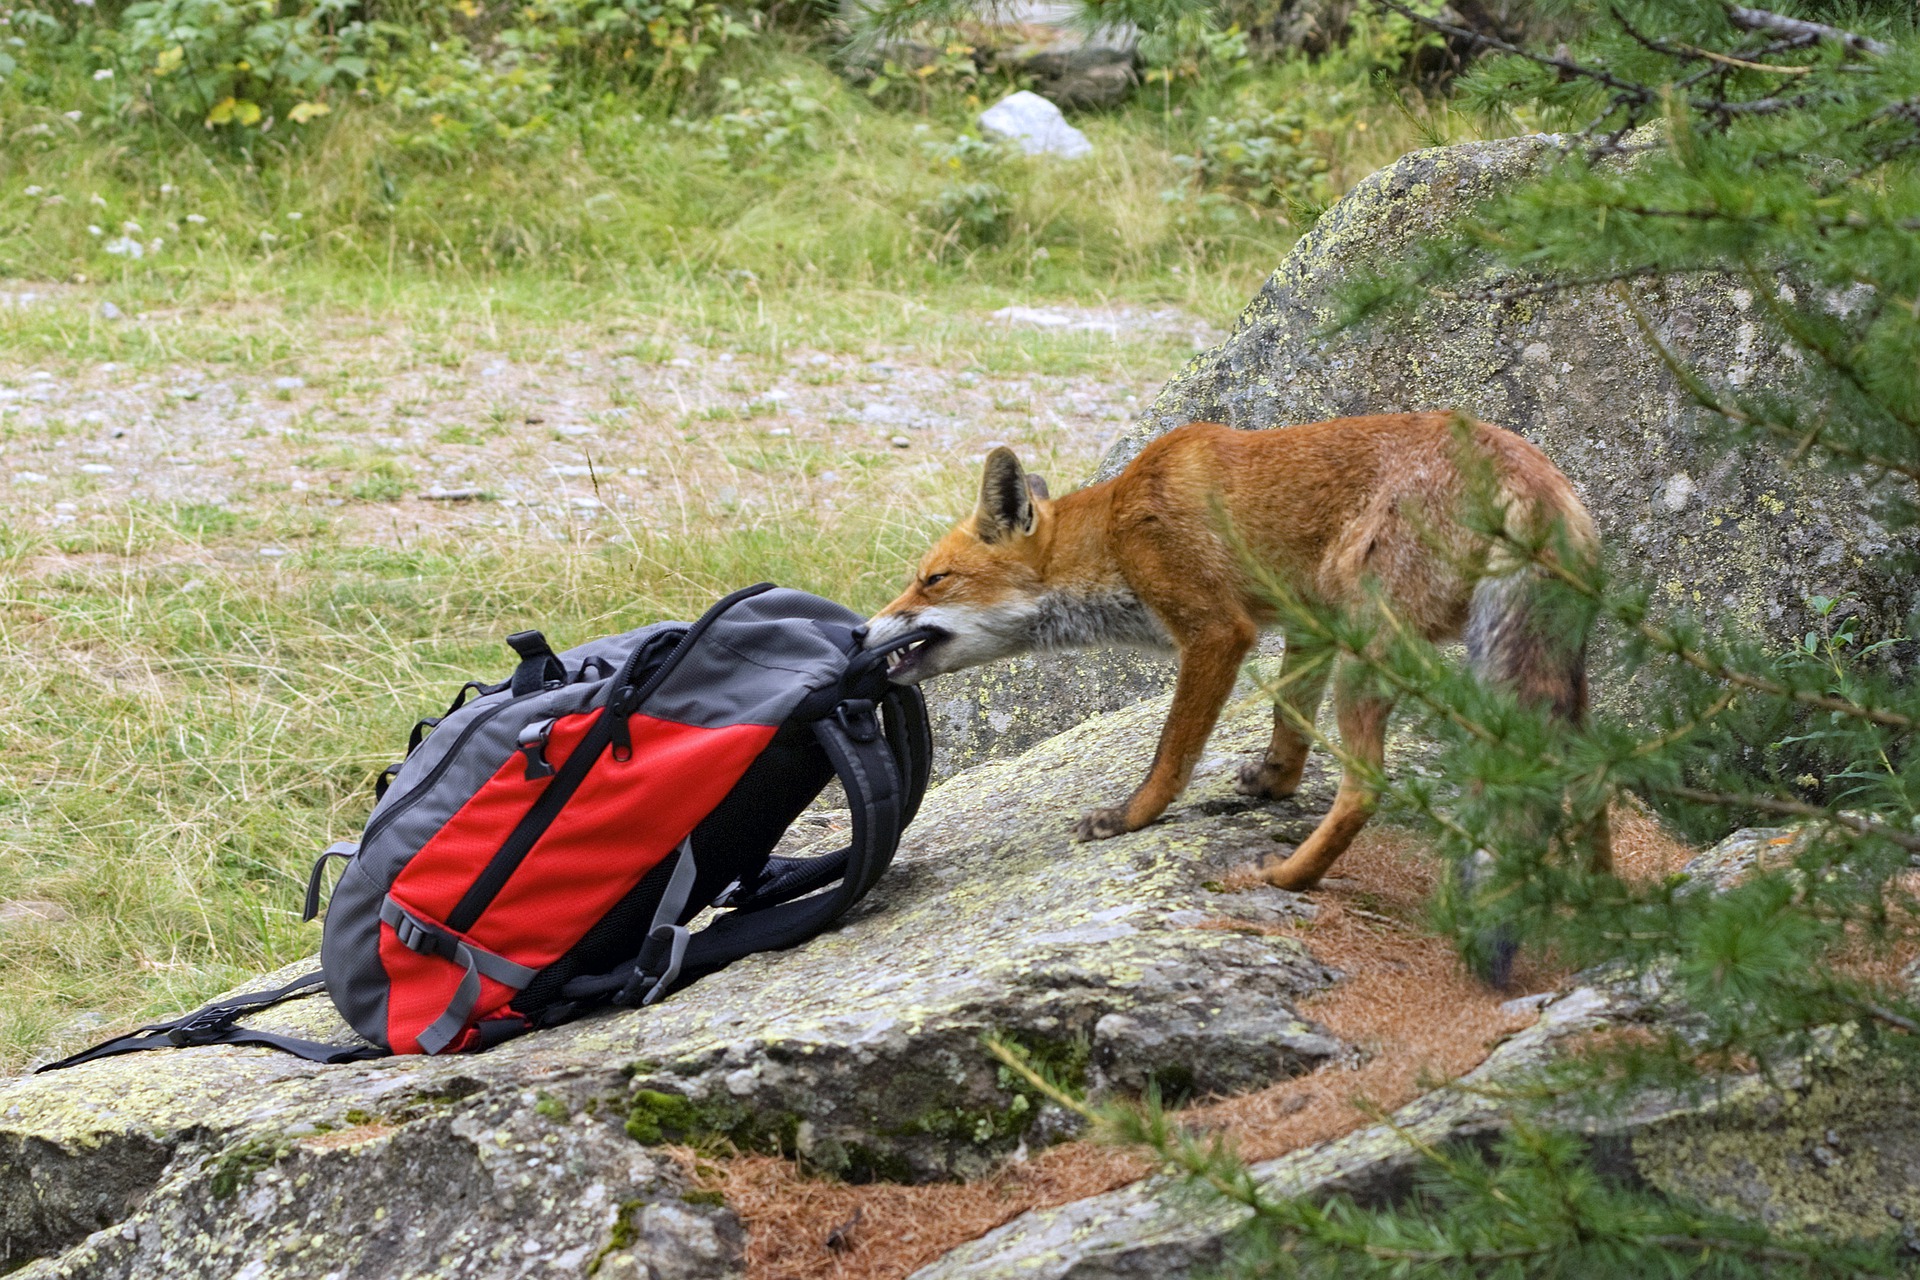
left=675, top=804, right=1696, bottom=1280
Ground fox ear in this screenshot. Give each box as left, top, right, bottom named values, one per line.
left=1026, top=474, right=1049, bottom=501
left=976, top=447, right=1034, bottom=543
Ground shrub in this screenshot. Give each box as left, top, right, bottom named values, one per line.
left=116, top=0, right=369, bottom=131
left=501, top=0, right=757, bottom=92
left=677, top=75, right=829, bottom=166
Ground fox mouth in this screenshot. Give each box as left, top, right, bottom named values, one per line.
left=882, top=628, right=947, bottom=683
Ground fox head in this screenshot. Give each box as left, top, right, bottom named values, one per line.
left=865, top=447, right=1053, bottom=684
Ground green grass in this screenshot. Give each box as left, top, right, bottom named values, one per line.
left=0, top=28, right=1520, bottom=1072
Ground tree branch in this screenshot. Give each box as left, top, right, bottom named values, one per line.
left=1726, top=6, right=1889, bottom=58
left=1653, top=783, right=1920, bottom=853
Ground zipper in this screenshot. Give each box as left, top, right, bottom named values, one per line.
left=360, top=698, right=512, bottom=850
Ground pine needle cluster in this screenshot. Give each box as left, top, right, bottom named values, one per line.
left=1032, top=3, right=1920, bottom=1274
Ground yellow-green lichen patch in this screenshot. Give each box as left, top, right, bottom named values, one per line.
left=1632, top=1062, right=1920, bottom=1238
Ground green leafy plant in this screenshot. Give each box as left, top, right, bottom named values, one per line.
left=116, top=0, right=369, bottom=131
left=1178, top=88, right=1340, bottom=206
left=677, top=75, right=829, bottom=166
left=502, top=0, right=756, bottom=92
left=862, top=35, right=980, bottom=112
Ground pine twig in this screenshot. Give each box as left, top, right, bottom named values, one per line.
left=1726, top=6, right=1889, bottom=58
left=1652, top=783, right=1920, bottom=854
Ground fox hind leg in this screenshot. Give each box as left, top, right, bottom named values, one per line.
left=1256, top=659, right=1393, bottom=890
left=1236, top=635, right=1332, bottom=800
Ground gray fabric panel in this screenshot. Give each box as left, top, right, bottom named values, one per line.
left=353, top=626, right=681, bottom=890
left=642, top=588, right=864, bottom=728
left=320, top=859, right=393, bottom=1049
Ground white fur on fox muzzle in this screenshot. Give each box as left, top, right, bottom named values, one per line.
left=866, top=602, right=1039, bottom=681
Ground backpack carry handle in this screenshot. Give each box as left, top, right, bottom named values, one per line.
left=843, top=626, right=940, bottom=690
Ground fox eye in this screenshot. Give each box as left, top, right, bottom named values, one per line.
left=922, top=572, right=950, bottom=588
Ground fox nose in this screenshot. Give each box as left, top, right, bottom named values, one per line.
left=851, top=624, right=869, bottom=645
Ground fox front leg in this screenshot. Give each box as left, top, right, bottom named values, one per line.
left=1072, top=618, right=1255, bottom=841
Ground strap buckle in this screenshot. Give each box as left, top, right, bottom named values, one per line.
left=167, top=1006, right=242, bottom=1047
left=834, top=698, right=879, bottom=744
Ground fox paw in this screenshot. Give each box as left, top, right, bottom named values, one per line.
left=1234, top=760, right=1296, bottom=799
left=1072, top=807, right=1131, bottom=841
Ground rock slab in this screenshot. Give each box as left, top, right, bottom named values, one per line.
left=909, top=828, right=1920, bottom=1279
left=3, top=696, right=1344, bottom=1278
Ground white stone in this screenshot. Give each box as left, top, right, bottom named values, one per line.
left=273, top=376, right=305, bottom=391
left=978, top=91, right=1091, bottom=159
left=78, top=463, right=113, bottom=475
left=1659, top=472, right=1696, bottom=514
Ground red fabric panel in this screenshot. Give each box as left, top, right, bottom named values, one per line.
left=377, top=916, right=507, bottom=1055
left=379, top=712, right=774, bottom=1053
left=468, top=717, right=775, bottom=967
left=391, top=710, right=602, bottom=920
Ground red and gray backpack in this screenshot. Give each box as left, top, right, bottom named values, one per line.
left=42, top=584, right=931, bottom=1070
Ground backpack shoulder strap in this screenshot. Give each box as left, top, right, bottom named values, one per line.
left=34, top=970, right=384, bottom=1073
left=716, top=684, right=930, bottom=915
left=562, top=693, right=911, bottom=1009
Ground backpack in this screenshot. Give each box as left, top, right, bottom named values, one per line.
left=41, top=584, right=932, bottom=1070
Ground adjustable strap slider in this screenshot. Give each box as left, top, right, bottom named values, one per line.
left=835, top=698, right=879, bottom=744
left=516, top=718, right=557, bottom=780
left=168, top=1006, right=243, bottom=1047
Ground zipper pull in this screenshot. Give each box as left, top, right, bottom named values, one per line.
left=516, top=718, right=557, bottom=780
left=607, top=684, right=640, bottom=762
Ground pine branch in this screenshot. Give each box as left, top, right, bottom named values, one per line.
left=1652, top=783, right=1920, bottom=854
left=1374, top=0, right=1848, bottom=124
left=1726, top=6, right=1890, bottom=58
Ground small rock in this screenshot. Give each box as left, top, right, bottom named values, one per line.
left=12, top=471, right=46, bottom=485
left=258, top=547, right=288, bottom=557
left=979, top=91, right=1092, bottom=159
left=890, top=435, right=912, bottom=449
left=550, top=465, right=594, bottom=477
left=78, top=463, right=113, bottom=475
left=421, top=487, right=490, bottom=501
left=555, top=424, right=595, bottom=438
left=273, top=376, right=305, bottom=391
left=97, top=300, right=123, bottom=320
left=568, top=496, right=602, bottom=510
left=0, top=900, right=69, bottom=929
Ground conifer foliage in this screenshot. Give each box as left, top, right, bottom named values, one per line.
left=1091, top=1, right=1920, bottom=1274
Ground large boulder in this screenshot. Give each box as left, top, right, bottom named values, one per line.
left=2, top=696, right=1348, bottom=1279
left=845, top=0, right=1138, bottom=109
left=1105, top=133, right=1915, bottom=659
left=909, top=827, right=1920, bottom=1280
left=923, top=132, right=1914, bottom=771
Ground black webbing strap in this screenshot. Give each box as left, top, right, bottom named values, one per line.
left=882, top=683, right=932, bottom=827
left=35, top=970, right=381, bottom=1073
left=718, top=684, right=929, bottom=915
left=669, top=704, right=904, bottom=990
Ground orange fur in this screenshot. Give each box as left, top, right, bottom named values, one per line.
left=866, top=414, right=1607, bottom=886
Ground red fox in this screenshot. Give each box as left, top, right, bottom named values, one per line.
left=865, top=414, right=1609, bottom=889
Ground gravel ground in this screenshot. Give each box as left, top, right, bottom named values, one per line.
left=0, top=299, right=1220, bottom=552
